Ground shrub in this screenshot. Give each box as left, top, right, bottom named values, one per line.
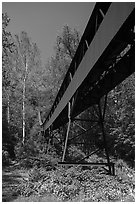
left=2, top=150, right=11, bottom=166
left=67, top=145, right=86, bottom=162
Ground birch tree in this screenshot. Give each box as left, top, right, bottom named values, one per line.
left=13, top=31, right=41, bottom=145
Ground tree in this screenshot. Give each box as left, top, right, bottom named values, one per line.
left=2, top=13, right=15, bottom=124
left=2, top=13, right=17, bottom=160
left=39, top=25, right=81, bottom=124
left=12, top=31, right=44, bottom=145
left=55, top=25, right=80, bottom=60
left=106, top=74, right=135, bottom=165
left=51, top=25, right=80, bottom=96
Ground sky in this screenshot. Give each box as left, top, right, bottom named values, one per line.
left=2, top=1, right=95, bottom=65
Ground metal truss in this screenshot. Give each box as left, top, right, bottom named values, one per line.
left=39, top=2, right=135, bottom=176
left=57, top=94, right=115, bottom=175
left=42, top=2, right=134, bottom=131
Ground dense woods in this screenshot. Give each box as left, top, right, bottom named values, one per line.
left=2, top=12, right=135, bottom=202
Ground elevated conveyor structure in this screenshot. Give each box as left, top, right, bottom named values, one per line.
left=40, top=2, right=135, bottom=175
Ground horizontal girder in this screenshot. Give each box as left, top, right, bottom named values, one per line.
left=42, top=2, right=135, bottom=131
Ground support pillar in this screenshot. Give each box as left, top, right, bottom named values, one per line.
left=62, top=102, right=71, bottom=162
left=98, top=95, right=111, bottom=175
left=46, top=127, right=51, bottom=154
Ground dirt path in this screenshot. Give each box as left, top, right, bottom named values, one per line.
left=2, top=164, right=59, bottom=202
left=2, top=164, right=28, bottom=202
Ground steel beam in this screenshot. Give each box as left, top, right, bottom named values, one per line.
left=78, top=148, right=101, bottom=162
left=73, top=121, right=87, bottom=131
left=98, top=98, right=111, bottom=174
left=71, top=46, right=134, bottom=119
left=58, top=162, right=114, bottom=167
left=73, top=118, right=99, bottom=123
left=43, top=3, right=134, bottom=131
left=68, top=123, right=98, bottom=143
left=62, top=102, right=71, bottom=162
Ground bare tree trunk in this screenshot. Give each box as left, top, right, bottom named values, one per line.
left=22, top=78, right=25, bottom=145
left=13, top=35, right=29, bottom=146
left=38, top=111, right=43, bottom=126
left=7, top=93, right=10, bottom=125
left=22, top=58, right=27, bottom=145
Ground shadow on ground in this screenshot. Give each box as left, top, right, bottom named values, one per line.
left=2, top=166, right=23, bottom=202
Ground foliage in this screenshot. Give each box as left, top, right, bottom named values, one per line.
left=2, top=13, right=17, bottom=159
left=14, top=156, right=135, bottom=202
left=2, top=13, right=51, bottom=157
left=2, top=13, right=15, bottom=88
left=46, top=25, right=80, bottom=99
left=67, top=145, right=86, bottom=162
left=2, top=150, right=11, bottom=166
left=106, top=74, right=135, bottom=165
left=55, top=25, right=80, bottom=60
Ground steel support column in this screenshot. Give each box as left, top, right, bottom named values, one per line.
left=62, top=102, right=71, bottom=162
left=98, top=95, right=111, bottom=175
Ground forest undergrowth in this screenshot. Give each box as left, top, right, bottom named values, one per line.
left=3, top=152, right=135, bottom=202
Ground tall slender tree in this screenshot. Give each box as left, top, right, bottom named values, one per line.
left=13, top=31, right=42, bottom=145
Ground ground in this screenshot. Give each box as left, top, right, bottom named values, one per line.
left=2, top=164, right=29, bottom=202
left=2, top=163, right=60, bottom=202
left=2, top=159, right=135, bottom=202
